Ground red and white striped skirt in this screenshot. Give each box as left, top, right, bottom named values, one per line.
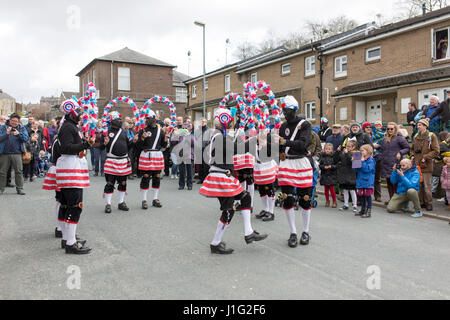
left=199, top=167, right=244, bottom=198
left=233, top=153, right=255, bottom=171
left=42, top=165, right=58, bottom=191
left=254, top=160, right=278, bottom=185
left=56, top=155, right=90, bottom=189
left=139, top=151, right=164, bottom=171
left=277, top=158, right=313, bottom=188
left=104, top=158, right=132, bottom=176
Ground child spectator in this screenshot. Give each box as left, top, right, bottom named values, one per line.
left=354, top=144, right=376, bottom=218
left=38, top=150, right=50, bottom=177
left=440, top=157, right=450, bottom=211
left=319, top=143, right=338, bottom=208
left=337, top=140, right=358, bottom=212
left=24, top=133, right=41, bottom=182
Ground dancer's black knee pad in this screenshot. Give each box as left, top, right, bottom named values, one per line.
left=239, top=191, right=252, bottom=208
left=298, top=187, right=313, bottom=209
left=118, top=180, right=127, bottom=192
left=282, top=194, right=296, bottom=209
left=220, top=209, right=235, bottom=224
left=104, top=182, right=115, bottom=194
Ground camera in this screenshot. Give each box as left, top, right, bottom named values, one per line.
left=396, top=164, right=402, bottom=170
left=415, top=149, right=422, bottom=154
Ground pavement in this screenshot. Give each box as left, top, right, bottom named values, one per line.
left=1, top=172, right=450, bottom=300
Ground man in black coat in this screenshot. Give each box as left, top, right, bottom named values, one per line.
left=407, top=102, right=420, bottom=136
left=349, top=122, right=372, bottom=148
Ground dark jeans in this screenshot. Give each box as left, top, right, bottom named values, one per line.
left=93, top=147, right=106, bottom=174
left=89, top=147, right=95, bottom=166
left=23, top=158, right=39, bottom=178
left=179, top=163, right=193, bottom=188
left=129, top=148, right=137, bottom=175
left=198, top=162, right=210, bottom=183
left=163, top=149, right=171, bottom=176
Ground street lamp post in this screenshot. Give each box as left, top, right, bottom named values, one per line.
left=194, top=21, right=206, bottom=118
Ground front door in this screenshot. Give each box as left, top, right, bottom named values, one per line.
left=367, top=100, right=382, bottom=123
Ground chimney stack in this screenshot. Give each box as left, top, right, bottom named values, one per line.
left=422, top=3, right=427, bottom=16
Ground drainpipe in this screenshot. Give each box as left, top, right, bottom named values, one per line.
left=110, top=60, right=114, bottom=100
left=317, top=51, right=324, bottom=120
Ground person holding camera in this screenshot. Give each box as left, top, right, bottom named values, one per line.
left=0, top=113, right=29, bottom=195
left=387, top=159, right=422, bottom=217
left=410, top=119, right=440, bottom=211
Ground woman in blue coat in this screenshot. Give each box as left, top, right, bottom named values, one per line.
left=354, top=144, right=376, bottom=218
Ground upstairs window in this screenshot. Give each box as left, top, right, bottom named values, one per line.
left=282, top=63, right=291, bottom=75
left=176, top=88, right=187, bottom=103
left=334, top=55, right=347, bottom=78
left=192, top=85, right=197, bottom=98
left=433, top=27, right=450, bottom=60
left=225, top=74, right=230, bottom=92
left=305, top=56, right=315, bottom=76
left=366, top=46, right=381, bottom=62
left=118, top=67, right=130, bottom=91
left=250, top=72, right=257, bottom=83
left=305, top=101, right=316, bottom=121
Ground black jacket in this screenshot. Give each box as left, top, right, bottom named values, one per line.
left=319, top=152, right=338, bottom=186
left=137, top=125, right=167, bottom=151
left=105, top=127, right=133, bottom=158
left=58, top=119, right=89, bottom=155
left=349, top=130, right=372, bottom=148
left=319, top=125, right=332, bottom=142
left=336, top=151, right=357, bottom=186
left=279, top=116, right=311, bottom=157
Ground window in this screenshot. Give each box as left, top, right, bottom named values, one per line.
left=192, top=85, right=197, bottom=98
left=118, top=67, right=130, bottom=91
left=334, top=55, right=347, bottom=78
left=205, top=80, right=208, bottom=90
left=225, top=74, right=230, bottom=92
left=433, top=27, right=450, bottom=60
left=176, top=88, right=188, bottom=103
left=92, top=69, right=96, bottom=84
left=250, top=72, right=257, bottom=83
left=282, top=63, right=291, bottom=75
left=305, top=56, right=315, bottom=76
left=87, top=73, right=90, bottom=84
left=366, top=46, right=381, bottom=62
left=305, top=101, right=316, bottom=121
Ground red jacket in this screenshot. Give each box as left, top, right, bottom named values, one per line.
left=42, top=126, right=50, bottom=150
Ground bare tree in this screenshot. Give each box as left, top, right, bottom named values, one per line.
left=233, top=40, right=259, bottom=60
left=305, top=15, right=358, bottom=40
left=396, top=0, right=449, bottom=17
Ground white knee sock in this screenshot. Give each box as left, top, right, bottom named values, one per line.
left=62, top=222, right=68, bottom=241
left=343, top=190, right=349, bottom=207
left=66, top=223, right=77, bottom=246
left=285, top=208, right=297, bottom=235
left=55, top=202, right=62, bottom=231
left=302, top=209, right=311, bottom=233
left=261, top=196, right=268, bottom=212
left=153, top=188, right=159, bottom=200
left=142, top=189, right=148, bottom=201
left=211, top=220, right=228, bottom=246
left=350, top=190, right=357, bottom=207
left=105, top=193, right=113, bottom=205
left=247, top=183, right=255, bottom=208
left=118, top=191, right=126, bottom=204
left=268, top=196, right=275, bottom=214
left=242, top=209, right=254, bottom=236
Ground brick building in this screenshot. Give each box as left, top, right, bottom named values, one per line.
left=76, top=47, right=189, bottom=120
left=0, top=89, right=16, bottom=116
left=185, top=6, right=450, bottom=127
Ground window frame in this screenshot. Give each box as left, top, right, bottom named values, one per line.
left=432, top=27, right=450, bottom=61
left=192, top=85, right=197, bottom=98
left=176, top=87, right=188, bottom=103
left=305, top=101, right=316, bottom=121
left=224, top=74, right=231, bottom=93
left=117, top=67, right=131, bottom=91
left=281, top=63, right=291, bottom=75
left=305, top=56, right=316, bottom=77
left=366, top=46, right=381, bottom=62
left=334, top=55, right=347, bottom=78
left=250, top=72, right=258, bottom=83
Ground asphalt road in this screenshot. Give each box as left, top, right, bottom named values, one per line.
left=1, top=173, right=450, bottom=300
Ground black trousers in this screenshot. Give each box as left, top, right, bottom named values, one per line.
left=58, top=188, right=83, bottom=224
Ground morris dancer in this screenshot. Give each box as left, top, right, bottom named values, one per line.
left=200, top=108, right=268, bottom=255
left=56, top=99, right=94, bottom=254
left=137, top=110, right=169, bottom=210
left=103, top=112, right=135, bottom=214
left=254, top=129, right=278, bottom=222
left=277, top=96, right=314, bottom=248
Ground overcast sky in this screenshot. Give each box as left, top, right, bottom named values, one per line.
left=0, top=0, right=402, bottom=103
